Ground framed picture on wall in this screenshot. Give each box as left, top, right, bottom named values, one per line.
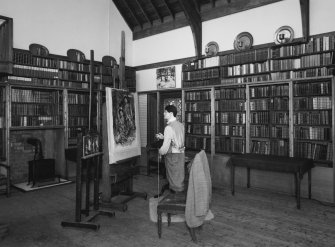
left=156, top=66, right=176, bottom=89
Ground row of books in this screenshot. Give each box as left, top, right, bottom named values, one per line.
left=250, top=85, right=289, bottom=98
left=185, top=102, right=211, bottom=111
left=11, top=89, right=61, bottom=103
left=216, top=125, right=245, bottom=137
left=250, top=125, right=290, bottom=139
left=13, top=64, right=58, bottom=79
left=271, top=112, right=289, bottom=125
left=59, top=60, right=90, bottom=72
left=182, top=68, right=219, bottom=81
left=221, top=61, right=269, bottom=77
left=250, top=112, right=270, bottom=124
left=293, top=97, right=332, bottom=110
left=294, top=126, right=331, bottom=140
left=68, top=93, right=89, bottom=104
left=270, top=126, right=290, bottom=139
left=250, top=140, right=289, bottom=156
left=185, top=91, right=211, bottom=101
left=68, top=116, right=89, bottom=126
left=270, top=52, right=334, bottom=71
left=214, top=87, right=245, bottom=99
left=220, top=48, right=269, bottom=66
left=271, top=35, right=335, bottom=58
left=293, top=81, right=331, bottom=96
left=11, top=116, right=62, bottom=127
left=250, top=125, right=270, bottom=138
left=294, top=111, right=331, bottom=125
left=216, top=112, right=246, bottom=124
left=294, top=142, right=333, bottom=161
left=182, top=78, right=219, bottom=88
left=215, top=137, right=245, bottom=154
left=185, top=112, right=211, bottom=123
left=8, top=76, right=60, bottom=87
left=68, top=105, right=89, bottom=116
left=185, top=136, right=211, bottom=152
left=220, top=74, right=271, bottom=85
left=186, top=123, right=211, bottom=135
left=215, top=100, right=246, bottom=111
left=58, top=70, right=89, bottom=82
left=11, top=103, right=62, bottom=116
left=14, top=51, right=58, bottom=68
left=271, top=67, right=333, bottom=81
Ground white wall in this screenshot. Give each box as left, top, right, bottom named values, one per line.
left=0, top=0, right=132, bottom=63
left=135, top=0, right=335, bottom=92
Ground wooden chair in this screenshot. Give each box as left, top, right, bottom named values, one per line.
left=0, top=161, right=11, bottom=197
left=157, top=150, right=211, bottom=242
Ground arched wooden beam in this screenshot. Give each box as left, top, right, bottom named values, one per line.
left=178, top=0, right=202, bottom=58
left=300, top=0, right=309, bottom=41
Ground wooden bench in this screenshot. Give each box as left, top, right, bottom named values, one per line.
left=228, top=154, right=314, bottom=209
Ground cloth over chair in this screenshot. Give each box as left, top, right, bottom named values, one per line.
left=156, top=150, right=212, bottom=242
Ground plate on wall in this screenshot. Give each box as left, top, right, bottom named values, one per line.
left=274, top=26, right=294, bottom=45
left=234, top=32, right=253, bottom=51
left=205, top=41, right=219, bottom=56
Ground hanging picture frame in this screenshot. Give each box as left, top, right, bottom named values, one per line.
left=156, top=66, right=176, bottom=89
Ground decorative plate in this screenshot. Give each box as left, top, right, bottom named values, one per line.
left=234, top=32, right=253, bottom=51
left=274, top=26, right=294, bottom=45
left=205, top=41, right=219, bottom=56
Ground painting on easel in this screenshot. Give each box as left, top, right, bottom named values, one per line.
left=105, top=87, right=141, bottom=163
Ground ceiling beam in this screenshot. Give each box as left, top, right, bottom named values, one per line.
left=134, top=0, right=152, bottom=26
left=122, top=0, right=143, bottom=29
left=201, top=0, right=282, bottom=22
left=148, top=0, right=163, bottom=23
left=192, top=0, right=200, bottom=13
left=210, top=0, right=216, bottom=8
left=162, top=0, right=175, bottom=19
left=178, top=0, right=202, bottom=58
left=300, top=0, right=310, bottom=41
left=112, top=0, right=134, bottom=31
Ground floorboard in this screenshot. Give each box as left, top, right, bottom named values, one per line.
left=0, top=173, right=335, bottom=247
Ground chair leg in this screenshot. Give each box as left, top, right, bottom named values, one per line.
left=157, top=212, right=162, bottom=238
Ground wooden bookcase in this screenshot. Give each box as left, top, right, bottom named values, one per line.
left=215, top=85, right=246, bottom=154
left=0, top=43, right=135, bottom=182
left=184, top=89, right=213, bottom=152
left=0, top=15, right=13, bottom=75
left=0, top=86, right=5, bottom=159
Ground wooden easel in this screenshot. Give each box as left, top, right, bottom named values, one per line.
left=100, top=102, right=147, bottom=212
left=61, top=131, right=115, bottom=230
left=61, top=50, right=114, bottom=230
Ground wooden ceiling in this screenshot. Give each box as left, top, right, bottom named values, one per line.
left=113, top=0, right=282, bottom=41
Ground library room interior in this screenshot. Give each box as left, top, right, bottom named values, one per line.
left=1, top=0, right=335, bottom=246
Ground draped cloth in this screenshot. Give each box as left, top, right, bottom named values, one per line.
left=185, top=150, right=212, bottom=228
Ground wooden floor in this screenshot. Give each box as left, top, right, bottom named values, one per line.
left=1, top=173, right=335, bottom=247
